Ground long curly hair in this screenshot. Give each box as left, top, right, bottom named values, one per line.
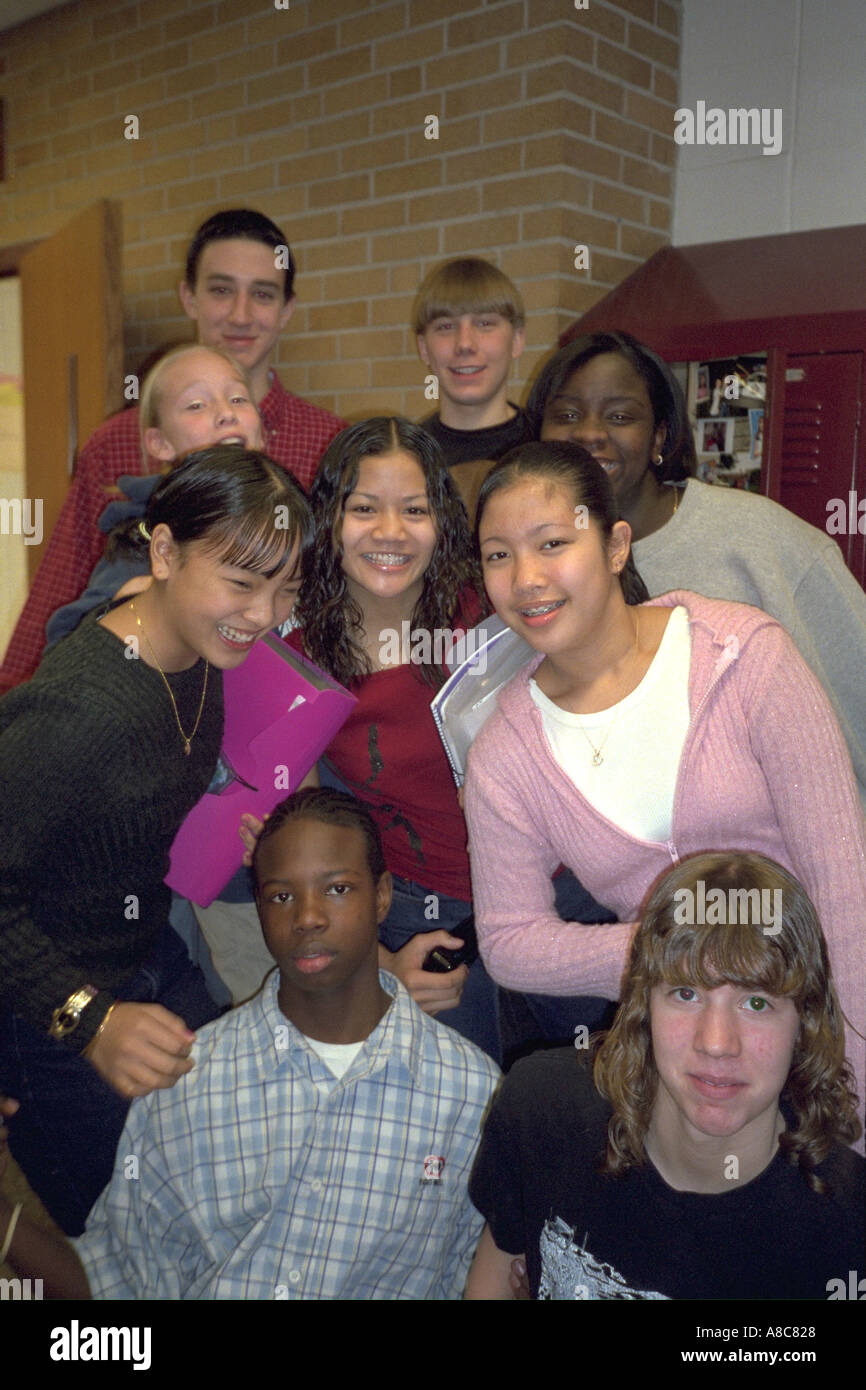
left=593, top=852, right=861, bottom=1193
left=297, top=417, right=484, bottom=689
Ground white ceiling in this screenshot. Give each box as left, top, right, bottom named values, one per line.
left=0, top=0, right=70, bottom=35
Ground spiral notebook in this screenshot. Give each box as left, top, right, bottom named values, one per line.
left=431, top=618, right=535, bottom=787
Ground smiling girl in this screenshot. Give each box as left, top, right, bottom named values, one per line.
left=464, top=439, right=866, bottom=1121
left=290, top=417, right=500, bottom=1058
left=0, top=445, right=310, bottom=1233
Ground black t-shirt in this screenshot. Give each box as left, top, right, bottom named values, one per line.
left=418, top=406, right=533, bottom=468
left=469, top=1048, right=865, bottom=1300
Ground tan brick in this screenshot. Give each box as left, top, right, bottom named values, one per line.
left=236, top=101, right=295, bottom=137
left=446, top=143, right=522, bottom=185
left=86, top=144, right=147, bottom=178
left=135, top=154, right=191, bottom=188
left=124, top=240, right=171, bottom=270
left=323, top=267, right=388, bottom=301
left=484, top=96, right=587, bottom=144
left=484, top=171, right=570, bottom=212
left=278, top=210, right=341, bottom=245
left=116, top=79, right=167, bottom=113
left=619, top=225, right=668, bottom=259
left=622, top=155, right=672, bottom=197
left=191, top=84, right=246, bottom=119
left=501, top=243, right=569, bottom=279
left=559, top=280, right=607, bottom=315
left=50, top=127, right=93, bottom=158
left=215, top=0, right=272, bottom=23
left=377, top=23, right=444, bottom=69
left=523, top=130, right=597, bottom=172
left=164, top=8, right=217, bottom=43
left=426, top=45, right=500, bottom=91
left=307, top=300, right=369, bottom=332
left=373, top=159, right=444, bottom=199
left=341, top=7, right=408, bottom=47
left=50, top=77, right=85, bottom=109
left=309, top=110, right=373, bottom=152
left=445, top=75, right=516, bottom=120
left=408, top=0, right=480, bottom=21
left=448, top=3, right=524, bottom=49
left=164, top=62, right=219, bottom=99
left=653, top=69, right=678, bottom=105
left=408, top=186, right=479, bottom=224
left=205, top=114, right=238, bottom=143
left=610, top=0, right=656, bottom=21
left=591, top=183, right=645, bottom=221
left=657, top=1, right=681, bottom=37
left=340, top=133, right=408, bottom=174
left=92, top=57, right=139, bottom=94
left=372, top=227, right=440, bottom=262
left=137, top=42, right=190, bottom=80
left=281, top=332, right=342, bottom=362
left=247, top=5, right=305, bottom=46
left=389, top=66, right=422, bottom=100
left=16, top=139, right=50, bottom=169
left=338, top=326, right=409, bottom=359
left=417, top=114, right=479, bottom=153
left=595, top=113, right=651, bottom=159
left=648, top=198, right=671, bottom=231
left=626, top=89, right=676, bottom=137
left=443, top=213, right=520, bottom=253
left=650, top=131, right=676, bottom=167
left=521, top=209, right=566, bottom=242
left=279, top=149, right=342, bottom=185
left=596, top=39, right=652, bottom=89
left=191, top=21, right=248, bottom=61
left=121, top=188, right=168, bottom=219
left=112, top=21, right=165, bottom=61
left=341, top=198, right=406, bottom=234
left=506, top=23, right=594, bottom=70
left=572, top=3, right=626, bottom=44
left=275, top=24, right=339, bottom=65
left=390, top=262, right=423, bottom=293
left=165, top=177, right=219, bottom=209
left=520, top=279, right=565, bottom=313
left=308, top=172, right=371, bottom=208
left=302, top=237, right=369, bottom=271
left=220, top=164, right=277, bottom=199
left=309, top=359, right=370, bottom=391
left=308, top=46, right=373, bottom=91
left=627, top=20, right=679, bottom=70
left=372, top=95, right=430, bottom=136
left=526, top=61, right=621, bottom=109
left=334, top=388, right=405, bottom=419
left=370, top=357, right=423, bottom=389
left=248, top=129, right=307, bottom=164
left=323, top=74, right=386, bottom=117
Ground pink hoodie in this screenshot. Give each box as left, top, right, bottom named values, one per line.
left=465, top=592, right=866, bottom=1129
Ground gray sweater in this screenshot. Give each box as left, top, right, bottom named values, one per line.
left=633, top=479, right=866, bottom=812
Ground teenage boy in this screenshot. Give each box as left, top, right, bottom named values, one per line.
left=1, top=208, right=346, bottom=691
left=413, top=257, right=532, bottom=472
left=0, top=789, right=499, bottom=1300
left=466, top=853, right=864, bottom=1301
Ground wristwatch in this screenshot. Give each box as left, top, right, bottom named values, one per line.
left=49, top=984, right=98, bottom=1040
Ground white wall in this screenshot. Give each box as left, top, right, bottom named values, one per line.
left=673, top=0, right=866, bottom=245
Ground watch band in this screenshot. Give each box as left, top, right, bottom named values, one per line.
left=49, top=984, right=98, bottom=1040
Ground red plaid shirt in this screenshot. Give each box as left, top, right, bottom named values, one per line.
left=0, top=375, right=345, bottom=690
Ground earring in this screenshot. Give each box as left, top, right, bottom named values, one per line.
left=656, top=454, right=664, bottom=466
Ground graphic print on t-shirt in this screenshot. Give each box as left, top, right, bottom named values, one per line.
left=538, top=1216, right=668, bottom=1300
left=362, top=724, right=424, bottom=862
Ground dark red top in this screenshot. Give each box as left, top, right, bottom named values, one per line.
left=288, top=595, right=481, bottom=901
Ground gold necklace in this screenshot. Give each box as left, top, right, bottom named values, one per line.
left=578, top=610, right=640, bottom=767
left=129, top=600, right=209, bottom=755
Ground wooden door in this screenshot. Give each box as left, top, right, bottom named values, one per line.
left=780, top=351, right=864, bottom=584
left=19, top=200, right=123, bottom=578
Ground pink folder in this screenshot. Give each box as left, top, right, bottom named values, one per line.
left=166, top=634, right=357, bottom=905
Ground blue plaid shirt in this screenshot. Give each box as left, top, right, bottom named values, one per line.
left=75, top=972, right=499, bottom=1300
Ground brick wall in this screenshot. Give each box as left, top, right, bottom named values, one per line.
left=0, top=0, right=681, bottom=421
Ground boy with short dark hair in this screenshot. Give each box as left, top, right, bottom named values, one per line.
left=413, top=257, right=532, bottom=471
left=0, top=789, right=499, bottom=1300
left=2, top=208, right=346, bottom=691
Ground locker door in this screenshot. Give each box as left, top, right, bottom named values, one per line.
left=780, top=352, right=862, bottom=579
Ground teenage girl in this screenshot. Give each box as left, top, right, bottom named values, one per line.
left=290, top=417, right=500, bottom=1059
left=464, top=440, right=866, bottom=1128
left=0, top=446, right=311, bottom=1232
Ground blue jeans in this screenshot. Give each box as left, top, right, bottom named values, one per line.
left=0, top=926, right=222, bottom=1235
left=498, top=869, right=619, bottom=1067
left=381, top=877, right=500, bottom=1063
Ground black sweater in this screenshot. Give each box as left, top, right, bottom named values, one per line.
left=0, top=611, right=223, bottom=1050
